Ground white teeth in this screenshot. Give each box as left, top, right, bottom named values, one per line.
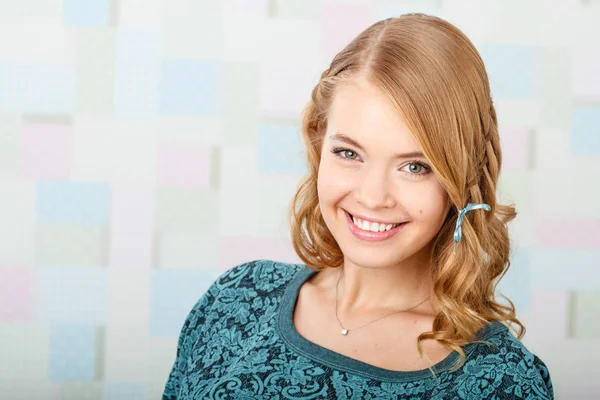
left=351, top=214, right=400, bottom=232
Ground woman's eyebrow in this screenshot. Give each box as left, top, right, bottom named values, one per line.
left=328, top=132, right=426, bottom=159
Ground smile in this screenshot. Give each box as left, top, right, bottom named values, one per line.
left=350, top=214, right=402, bottom=232
left=344, top=210, right=407, bottom=242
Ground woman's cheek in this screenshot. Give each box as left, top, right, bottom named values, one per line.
left=320, top=162, right=353, bottom=191
left=403, top=183, right=446, bottom=220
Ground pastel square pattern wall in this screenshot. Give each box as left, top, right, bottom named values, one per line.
left=63, top=0, right=111, bottom=27
left=0, top=1, right=599, bottom=399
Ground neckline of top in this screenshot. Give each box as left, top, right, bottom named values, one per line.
left=276, top=264, right=508, bottom=382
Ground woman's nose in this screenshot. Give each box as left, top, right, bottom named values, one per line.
left=354, top=169, right=396, bottom=210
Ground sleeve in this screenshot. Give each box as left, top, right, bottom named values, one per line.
left=501, top=353, right=554, bottom=400
left=161, top=275, right=222, bottom=400
left=452, top=339, right=555, bottom=399
left=161, top=261, right=254, bottom=399
left=529, top=354, right=554, bottom=400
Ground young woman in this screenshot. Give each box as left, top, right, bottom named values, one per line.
left=163, top=14, right=553, bottom=399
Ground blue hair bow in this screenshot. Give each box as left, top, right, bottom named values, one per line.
left=453, top=203, right=491, bottom=254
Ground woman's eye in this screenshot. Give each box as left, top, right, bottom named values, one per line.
left=402, top=162, right=429, bottom=175
left=331, top=148, right=360, bottom=161
left=342, top=150, right=358, bottom=160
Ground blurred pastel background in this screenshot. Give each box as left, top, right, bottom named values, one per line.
left=0, top=0, right=599, bottom=399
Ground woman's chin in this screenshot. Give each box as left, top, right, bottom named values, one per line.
left=340, top=249, right=410, bottom=269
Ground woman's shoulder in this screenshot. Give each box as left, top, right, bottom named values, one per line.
left=212, top=259, right=307, bottom=293
left=452, top=321, right=554, bottom=399
left=177, top=260, right=306, bottom=339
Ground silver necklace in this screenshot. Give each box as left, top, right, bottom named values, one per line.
left=335, top=269, right=431, bottom=336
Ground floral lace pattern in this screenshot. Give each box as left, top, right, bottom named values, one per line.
left=162, top=260, right=553, bottom=399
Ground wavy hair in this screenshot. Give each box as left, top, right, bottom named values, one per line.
left=289, top=13, right=524, bottom=375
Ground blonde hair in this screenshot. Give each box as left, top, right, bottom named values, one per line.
left=289, top=13, right=524, bottom=376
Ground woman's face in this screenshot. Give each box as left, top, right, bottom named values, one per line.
left=317, top=78, right=451, bottom=269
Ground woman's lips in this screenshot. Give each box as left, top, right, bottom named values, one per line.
left=344, top=210, right=407, bottom=242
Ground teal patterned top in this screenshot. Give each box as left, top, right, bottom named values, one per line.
left=162, top=260, right=554, bottom=399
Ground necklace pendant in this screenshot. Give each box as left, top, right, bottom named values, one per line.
left=341, top=329, right=348, bottom=336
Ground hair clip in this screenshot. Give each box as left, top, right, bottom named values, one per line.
left=453, top=203, right=491, bottom=254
